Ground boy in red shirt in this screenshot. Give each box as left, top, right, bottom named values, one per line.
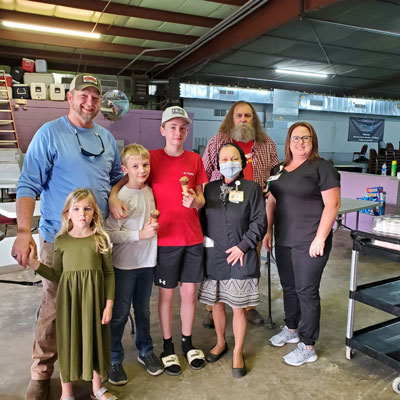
left=151, top=106, right=208, bottom=375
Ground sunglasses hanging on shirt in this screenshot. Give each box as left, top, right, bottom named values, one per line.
left=73, top=127, right=105, bottom=157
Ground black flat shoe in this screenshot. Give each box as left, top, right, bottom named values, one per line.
left=206, top=343, right=228, bottom=363
left=232, top=356, right=247, bottom=378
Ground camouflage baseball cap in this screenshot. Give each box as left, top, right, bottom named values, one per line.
left=69, top=74, right=102, bottom=94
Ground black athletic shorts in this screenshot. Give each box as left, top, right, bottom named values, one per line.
left=155, top=244, right=204, bottom=289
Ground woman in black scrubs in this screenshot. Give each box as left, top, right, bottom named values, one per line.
left=198, top=143, right=266, bottom=378
left=264, top=121, right=340, bottom=367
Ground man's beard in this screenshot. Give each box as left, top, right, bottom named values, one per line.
left=231, top=123, right=256, bottom=142
left=71, top=102, right=98, bottom=122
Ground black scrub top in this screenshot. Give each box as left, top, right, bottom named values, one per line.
left=269, top=158, right=340, bottom=247
left=201, top=176, right=267, bottom=281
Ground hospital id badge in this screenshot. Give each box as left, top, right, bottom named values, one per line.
left=267, top=174, right=281, bottom=182
left=229, top=190, right=244, bottom=203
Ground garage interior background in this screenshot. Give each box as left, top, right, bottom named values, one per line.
left=1, top=0, right=400, bottom=161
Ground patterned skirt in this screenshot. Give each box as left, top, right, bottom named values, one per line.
left=198, top=278, right=259, bottom=309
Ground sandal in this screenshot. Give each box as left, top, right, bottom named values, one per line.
left=90, top=387, right=118, bottom=400
left=186, top=349, right=205, bottom=370
left=161, top=353, right=182, bottom=376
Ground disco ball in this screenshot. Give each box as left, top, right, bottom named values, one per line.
left=101, top=90, right=130, bottom=121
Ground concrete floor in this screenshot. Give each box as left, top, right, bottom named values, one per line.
left=0, top=230, right=399, bottom=400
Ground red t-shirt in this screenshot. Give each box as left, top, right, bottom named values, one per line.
left=234, top=140, right=254, bottom=181
left=149, top=149, right=208, bottom=246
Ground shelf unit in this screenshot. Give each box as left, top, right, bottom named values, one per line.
left=346, top=230, right=400, bottom=393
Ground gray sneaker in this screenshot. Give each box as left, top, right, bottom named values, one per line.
left=138, top=352, right=164, bottom=376
left=269, top=325, right=300, bottom=347
left=282, top=342, right=318, bottom=366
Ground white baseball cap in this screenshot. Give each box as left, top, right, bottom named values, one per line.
left=161, top=106, right=191, bottom=125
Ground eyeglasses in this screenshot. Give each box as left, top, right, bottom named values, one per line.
left=290, top=135, right=312, bottom=143
left=74, top=128, right=105, bottom=157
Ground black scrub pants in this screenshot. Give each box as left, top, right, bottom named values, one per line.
left=275, top=234, right=332, bottom=346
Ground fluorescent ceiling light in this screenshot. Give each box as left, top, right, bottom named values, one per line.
left=275, top=69, right=328, bottom=78
left=2, top=21, right=101, bottom=39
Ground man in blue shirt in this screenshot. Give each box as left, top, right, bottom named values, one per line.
left=11, top=74, right=124, bottom=400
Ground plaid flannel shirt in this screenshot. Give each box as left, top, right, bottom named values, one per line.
left=202, top=132, right=279, bottom=189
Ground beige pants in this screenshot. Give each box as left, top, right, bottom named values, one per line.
left=205, top=242, right=262, bottom=312
left=30, top=236, right=58, bottom=380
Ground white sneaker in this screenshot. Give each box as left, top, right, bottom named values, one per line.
left=282, top=342, right=318, bottom=366
left=269, top=325, right=300, bottom=347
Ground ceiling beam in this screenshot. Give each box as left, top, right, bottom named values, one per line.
left=0, top=10, right=198, bottom=44
left=0, top=29, right=180, bottom=58
left=0, top=45, right=155, bottom=71
left=32, top=0, right=221, bottom=28
left=204, top=0, right=248, bottom=5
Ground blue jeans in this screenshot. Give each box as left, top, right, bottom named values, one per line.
left=111, top=267, right=155, bottom=363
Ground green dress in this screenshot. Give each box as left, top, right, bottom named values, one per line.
left=36, top=233, right=115, bottom=383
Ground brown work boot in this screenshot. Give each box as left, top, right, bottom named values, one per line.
left=25, top=378, right=50, bottom=400
left=202, top=310, right=215, bottom=329
left=246, top=308, right=265, bottom=326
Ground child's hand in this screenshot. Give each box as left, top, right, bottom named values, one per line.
left=102, top=306, right=113, bottom=325
left=27, top=244, right=40, bottom=271
left=139, top=220, right=158, bottom=240
left=182, top=188, right=197, bottom=208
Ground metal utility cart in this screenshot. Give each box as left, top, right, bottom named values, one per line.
left=346, top=230, right=400, bottom=394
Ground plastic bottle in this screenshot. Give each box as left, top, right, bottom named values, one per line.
left=391, top=160, right=397, bottom=177
left=381, top=163, right=387, bottom=176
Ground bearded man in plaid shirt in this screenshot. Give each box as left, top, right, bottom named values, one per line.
left=201, top=101, right=279, bottom=328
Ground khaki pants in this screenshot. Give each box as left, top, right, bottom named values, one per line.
left=206, top=242, right=262, bottom=312
left=30, top=236, right=58, bottom=380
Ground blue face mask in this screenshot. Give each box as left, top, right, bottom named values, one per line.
left=219, top=161, right=242, bottom=180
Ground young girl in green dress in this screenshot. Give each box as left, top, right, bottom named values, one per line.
left=27, top=188, right=117, bottom=400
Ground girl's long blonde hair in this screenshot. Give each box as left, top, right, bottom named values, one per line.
left=57, top=188, right=112, bottom=254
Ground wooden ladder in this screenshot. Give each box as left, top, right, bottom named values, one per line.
left=0, top=70, right=20, bottom=148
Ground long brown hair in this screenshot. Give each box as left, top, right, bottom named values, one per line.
left=283, top=121, right=320, bottom=166
left=57, top=188, right=111, bottom=254
left=219, top=101, right=265, bottom=143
